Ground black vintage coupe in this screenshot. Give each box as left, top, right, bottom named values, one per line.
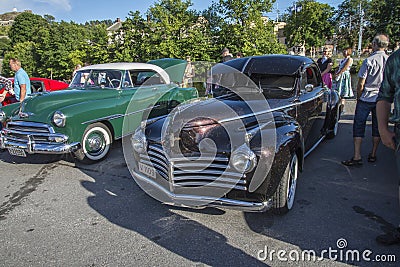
left=127, top=55, right=341, bottom=214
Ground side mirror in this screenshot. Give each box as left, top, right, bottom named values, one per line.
left=305, top=84, right=314, bottom=92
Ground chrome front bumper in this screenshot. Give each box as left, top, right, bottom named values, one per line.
left=0, top=135, right=80, bottom=154
left=0, top=129, right=80, bottom=155
left=132, top=170, right=273, bottom=212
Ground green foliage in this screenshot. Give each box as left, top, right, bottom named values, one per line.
left=283, top=0, right=334, bottom=49
left=333, top=0, right=370, bottom=50
left=8, top=12, right=48, bottom=44
left=366, top=0, right=400, bottom=45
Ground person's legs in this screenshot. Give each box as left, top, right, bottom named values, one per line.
left=342, top=101, right=369, bottom=166
left=370, top=105, right=380, bottom=159
left=354, top=137, right=363, bottom=160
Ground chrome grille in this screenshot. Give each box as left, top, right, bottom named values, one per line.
left=140, top=144, right=169, bottom=180
left=4, top=121, right=62, bottom=143
left=141, top=144, right=247, bottom=191
left=172, top=156, right=247, bottom=191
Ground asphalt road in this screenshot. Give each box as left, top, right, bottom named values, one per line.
left=1, top=103, right=399, bottom=266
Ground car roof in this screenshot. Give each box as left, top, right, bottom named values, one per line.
left=78, top=62, right=171, bottom=84
left=79, top=62, right=161, bottom=71
left=223, top=54, right=314, bottom=76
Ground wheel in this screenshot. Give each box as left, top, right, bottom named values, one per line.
left=326, top=106, right=340, bottom=139
left=273, top=153, right=299, bottom=214
left=74, top=122, right=112, bottom=164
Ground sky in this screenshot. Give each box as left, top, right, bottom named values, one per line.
left=0, top=0, right=341, bottom=24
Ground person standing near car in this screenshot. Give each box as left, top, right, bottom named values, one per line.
left=317, top=47, right=333, bottom=89
left=376, top=45, right=400, bottom=245
left=221, top=47, right=233, bottom=62
left=342, top=34, right=389, bottom=167
left=9, top=58, right=31, bottom=102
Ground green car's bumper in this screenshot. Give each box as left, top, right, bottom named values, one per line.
left=0, top=121, right=80, bottom=155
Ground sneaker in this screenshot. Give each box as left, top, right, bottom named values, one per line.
left=376, top=228, right=400, bottom=245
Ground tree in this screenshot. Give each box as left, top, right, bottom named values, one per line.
left=333, top=0, right=370, bottom=50
left=366, top=0, right=400, bottom=46
left=206, top=0, right=286, bottom=58
left=283, top=0, right=334, bottom=50
left=8, top=12, right=48, bottom=44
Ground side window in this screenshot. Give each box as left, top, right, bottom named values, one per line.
left=31, top=81, right=44, bottom=93
left=304, top=66, right=321, bottom=88
left=122, top=70, right=133, bottom=88
left=133, top=70, right=165, bottom=86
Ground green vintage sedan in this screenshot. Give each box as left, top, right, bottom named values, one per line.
left=0, top=59, right=198, bottom=163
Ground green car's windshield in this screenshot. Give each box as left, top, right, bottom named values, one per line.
left=70, top=69, right=124, bottom=89
left=69, top=69, right=165, bottom=89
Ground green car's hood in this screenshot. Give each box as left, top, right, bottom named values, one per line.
left=18, top=89, right=119, bottom=120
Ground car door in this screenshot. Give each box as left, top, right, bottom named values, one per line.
left=297, top=64, right=326, bottom=152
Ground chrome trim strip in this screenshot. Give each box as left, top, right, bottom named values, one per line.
left=81, top=105, right=161, bottom=125
left=173, top=162, right=230, bottom=169
left=5, top=129, right=67, bottom=139
left=170, top=156, right=229, bottom=162
left=7, top=121, right=55, bottom=133
left=173, top=170, right=244, bottom=179
left=132, top=170, right=272, bottom=212
left=218, top=103, right=295, bottom=124
left=304, top=135, right=325, bottom=158
left=172, top=175, right=246, bottom=185
left=173, top=181, right=247, bottom=191
left=218, top=90, right=325, bottom=124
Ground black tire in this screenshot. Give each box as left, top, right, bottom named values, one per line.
left=272, top=153, right=299, bottom=214
left=326, top=106, right=341, bottom=139
left=74, top=122, right=112, bottom=164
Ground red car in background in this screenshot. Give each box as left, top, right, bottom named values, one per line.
left=0, top=77, right=69, bottom=106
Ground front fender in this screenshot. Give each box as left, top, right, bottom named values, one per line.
left=249, top=118, right=303, bottom=198
left=55, top=98, right=127, bottom=143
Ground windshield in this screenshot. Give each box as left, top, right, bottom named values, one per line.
left=70, top=69, right=123, bottom=89
left=249, top=73, right=295, bottom=98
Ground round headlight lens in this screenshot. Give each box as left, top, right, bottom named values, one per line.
left=231, top=145, right=257, bottom=173
left=53, top=111, right=66, bottom=127
left=131, top=130, right=147, bottom=154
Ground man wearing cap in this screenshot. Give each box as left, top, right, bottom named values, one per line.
left=221, top=47, right=233, bottom=62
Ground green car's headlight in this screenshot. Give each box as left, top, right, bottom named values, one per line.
left=53, top=111, right=66, bottom=127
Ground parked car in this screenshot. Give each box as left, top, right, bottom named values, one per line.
left=0, top=59, right=198, bottom=163
left=0, top=77, right=69, bottom=106
left=129, top=55, right=341, bottom=214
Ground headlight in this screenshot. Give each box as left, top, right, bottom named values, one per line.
left=0, top=110, right=5, bottom=122
left=230, top=144, right=257, bottom=173
left=53, top=111, right=66, bottom=127
left=131, top=129, right=147, bottom=154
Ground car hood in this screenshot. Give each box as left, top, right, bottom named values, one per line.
left=168, top=94, right=285, bottom=123
left=17, top=89, right=119, bottom=119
